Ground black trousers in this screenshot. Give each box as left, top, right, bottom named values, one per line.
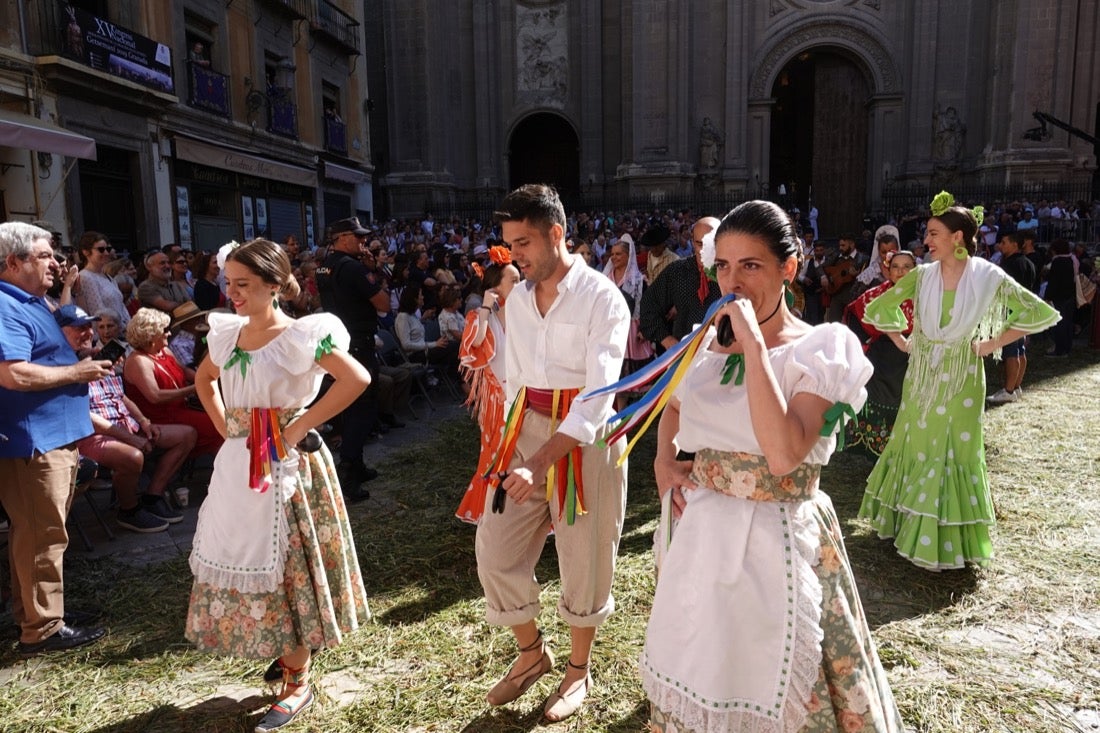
left=338, top=339, right=379, bottom=466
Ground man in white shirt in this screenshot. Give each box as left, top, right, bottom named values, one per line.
left=475, top=184, right=629, bottom=723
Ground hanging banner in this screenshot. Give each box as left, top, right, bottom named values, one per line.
left=60, top=4, right=175, bottom=94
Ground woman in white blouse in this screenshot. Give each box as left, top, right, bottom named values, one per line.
left=644, top=201, right=904, bottom=733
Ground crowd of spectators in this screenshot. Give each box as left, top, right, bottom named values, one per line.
left=9, top=198, right=1100, bottom=534
left=1, top=192, right=1096, bottom=655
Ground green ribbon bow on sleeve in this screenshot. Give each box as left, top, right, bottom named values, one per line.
left=819, top=401, right=856, bottom=451
left=314, top=334, right=335, bottom=362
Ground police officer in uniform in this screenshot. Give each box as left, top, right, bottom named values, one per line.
left=316, top=217, right=389, bottom=500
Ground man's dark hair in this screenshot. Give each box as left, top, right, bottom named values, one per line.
left=493, top=184, right=567, bottom=233
left=839, top=232, right=857, bottom=242
left=1001, top=232, right=1022, bottom=248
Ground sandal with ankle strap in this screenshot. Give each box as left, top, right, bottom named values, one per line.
left=486, top=629, right=555, bottom=706
left=255, top=662, right=314, bottom=732
left=543, top=660, right=592, bottom=722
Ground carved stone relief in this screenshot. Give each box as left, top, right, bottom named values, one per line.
left=749, top=22, right=900, bottom=99
left=516, top=3, right=567, bottom=100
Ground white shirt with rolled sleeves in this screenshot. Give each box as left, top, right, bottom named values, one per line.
left=504, top=256, right=629, bottom=445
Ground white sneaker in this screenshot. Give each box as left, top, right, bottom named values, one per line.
left=1011, top=388, right=1023, bottom=400
left=987, top=388, right=1017, bottom=404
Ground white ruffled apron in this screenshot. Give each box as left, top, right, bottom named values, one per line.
left=643, top=450, right=825, bottom=733
left=189, top=407, right=301, bottom=594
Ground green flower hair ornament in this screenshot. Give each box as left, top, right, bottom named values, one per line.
left=971, top=204, right=985, bottom=224
left=929, top=191, right=955, bottom=217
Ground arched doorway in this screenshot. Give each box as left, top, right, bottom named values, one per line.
left=769, top=49, right=870, bottom=238
left=508, top=113, right=580, bottom=198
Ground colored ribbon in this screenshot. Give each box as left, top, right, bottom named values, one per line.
left=482, top=386, right=587, bottom=525
left=247, top=407, right=291, bottom=493
left=819, top=401, right=856, bottom=452
left=579, top=294, right=737, bottom=464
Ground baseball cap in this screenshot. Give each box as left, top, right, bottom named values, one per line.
left=54, top=304, right=101, bottom=328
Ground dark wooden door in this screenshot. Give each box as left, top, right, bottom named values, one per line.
left=509, top=113, right=580, bottom=198
left=79, top=146, right=138, bottom=253
left=812, top=57, right=869, bottom=237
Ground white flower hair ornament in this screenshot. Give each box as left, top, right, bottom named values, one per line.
left=700, top=229, right=718, bottom=282
left=216, top=240, right=240, bottom=270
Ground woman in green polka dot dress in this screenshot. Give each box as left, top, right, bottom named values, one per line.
left=859, top=193, right=1059, bottom=571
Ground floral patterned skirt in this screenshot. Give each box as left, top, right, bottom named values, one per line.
left=644, top=450, right=903, bottom=733
left=185, top=445, right=370, bottom=659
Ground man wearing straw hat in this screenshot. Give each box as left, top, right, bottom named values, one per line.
left=475, top=184, right=630, bottom=722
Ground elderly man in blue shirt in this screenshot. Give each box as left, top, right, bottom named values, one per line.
left=0, top=221, right=112, bottom=655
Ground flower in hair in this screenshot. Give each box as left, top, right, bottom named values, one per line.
left=488, top=245, right=512, bottom=266
left=216, top=241, right=240, bottom=269
left=470, top=262, right=484, bottom=279
left=971, top=204, right=985, bottom=225
left=700, top=230, right=716, bottom=269
left=929, top=191, right=955, bottom=217
left=700, top=229, right=719, bottom=282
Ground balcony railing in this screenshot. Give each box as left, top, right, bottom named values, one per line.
left=187, top=61, right=231, bottom=118
left=323, top=116, right=347, bottom=155
left=313, top=0, right=362, bottom=55
left=257, top=0, right=311, bottom=20
left=266, top=86, right=298, bottom=139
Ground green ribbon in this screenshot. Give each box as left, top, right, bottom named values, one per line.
left=314, top=333, right=335, bottom=362
left=224, top=347, right=252, bottom=379
left=819, top=401, right=856, bottom=451
left=720, top=353, right=745, bottom=386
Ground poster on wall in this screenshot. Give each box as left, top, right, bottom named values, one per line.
left=255, top=198, right=268, bottom=239
left=242, top=196, right=255, bottom=240
left=176, top=186, right=192, bottom=248
left=305, top=205, right=315, bottom=249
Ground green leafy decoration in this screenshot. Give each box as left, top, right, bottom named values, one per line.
left=929, top=190, right=955, bottom=217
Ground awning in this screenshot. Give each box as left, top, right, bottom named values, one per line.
left=0, top=110, right=97, bottom=160
left=323, top=161, right=368, bottom=184
left=174, top=135, right=316, bottom=188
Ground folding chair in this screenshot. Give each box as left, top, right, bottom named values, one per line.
left=377, top=328, right=436, bottom=418
left=68, top=457, right=116, bottom=552
left=420, top=319, right=463, bottom=400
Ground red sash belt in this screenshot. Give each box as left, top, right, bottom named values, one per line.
left=484, top=386, right=587, bottom=525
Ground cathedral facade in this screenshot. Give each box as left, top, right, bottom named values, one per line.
left=368, top=0, right=1099, bottom=234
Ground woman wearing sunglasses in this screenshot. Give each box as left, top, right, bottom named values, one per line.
left=75, top=230, right=130, bottom=328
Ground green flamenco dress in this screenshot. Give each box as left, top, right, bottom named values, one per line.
left=858, top=261, right=1059, bottom=570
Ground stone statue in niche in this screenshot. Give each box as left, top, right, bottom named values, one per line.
left=699, top=117, right=724, bottom=171
left=933, top=104, right=966, bottom=163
